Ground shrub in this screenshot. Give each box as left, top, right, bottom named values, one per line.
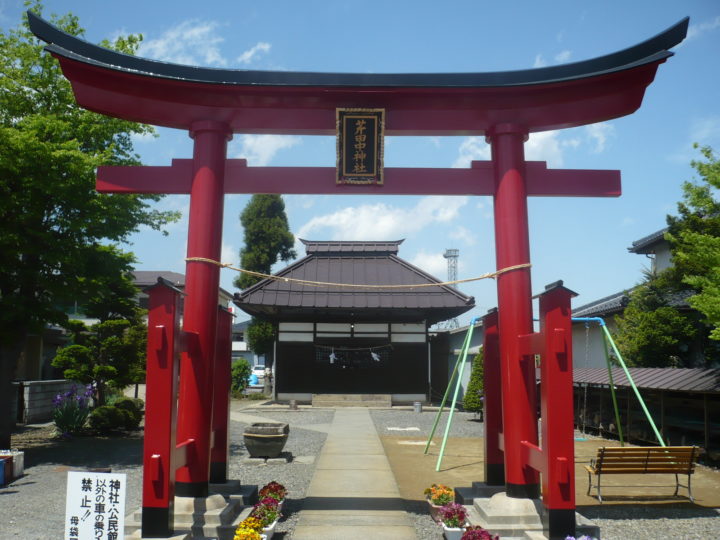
left=463, top=351, right=484, bottom=414
left=114, top=397, right=144, bottom=429
left=52, top=384, right=93, bottom=436
left=231, top=358, right=252, bottom=393
left=88, top=405, right=133, bottom=433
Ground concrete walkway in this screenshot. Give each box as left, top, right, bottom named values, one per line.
left=291, top=408, right=417, bottom=539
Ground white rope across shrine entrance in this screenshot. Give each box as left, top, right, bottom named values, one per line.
left=184, top=257, right=531, bottom=290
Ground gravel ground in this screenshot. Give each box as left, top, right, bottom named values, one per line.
left=4, top=406, right=720, bottom=539
left=228, top=406, right=333, bottom=539
left=0, top=429, right=144, bottom=539
left=370, top=407, right=484, bottom=438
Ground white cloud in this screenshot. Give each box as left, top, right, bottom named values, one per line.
left=585, top=122, right=615, bottom=153
left=452, top=136, right=490, bottom=168
left=687, top=16, right=720, bottom=41
left=410, top=251, right=448, bottom=277
left=221, top=241, right=238, bottom=267
left=690, top=116, right=720, bottom=144
left=237, top=42, right=271, bottom=65
left=526, top=131, right=564, bottom=167
left=533, top=54, right=547, bottom=68
left=554, top=50, right=572, bottom=63
left=232, top=134, right=301, bottom=166
left=140, top=20, right=227, bottom=66
left=449, top=226, right=476, bottom=246
left=296, top=196, right=468, bottom=241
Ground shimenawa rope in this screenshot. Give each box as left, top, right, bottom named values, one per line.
left=184, top=257, right=530, bottom=290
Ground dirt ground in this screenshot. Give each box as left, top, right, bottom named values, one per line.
left=381, top=435, right=720, bottom=509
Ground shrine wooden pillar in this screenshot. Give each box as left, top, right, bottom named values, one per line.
left=210, top=306, right=233, bottom=483
left=482, top=308, right=504, bottom=486
left=487, top=123, right=540, bottom=498
left=176, top=121, right=232, bottom=497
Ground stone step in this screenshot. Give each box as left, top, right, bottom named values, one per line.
left=312, top=394, right=392, bottom=407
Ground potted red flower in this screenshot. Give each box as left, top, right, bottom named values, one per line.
left=439, top=502, right=468, bottom=540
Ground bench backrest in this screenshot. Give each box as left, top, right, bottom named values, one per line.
left=595, top=446, right=699, bottom=474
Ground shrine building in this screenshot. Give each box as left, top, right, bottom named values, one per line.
left=233, top=239, right=475, bottom=403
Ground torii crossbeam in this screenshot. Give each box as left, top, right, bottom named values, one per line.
left=29, top=10, right=687, bottom=539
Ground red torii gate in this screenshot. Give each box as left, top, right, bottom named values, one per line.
left=29, top=11, right=687, bottom=539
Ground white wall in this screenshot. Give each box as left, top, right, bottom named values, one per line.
left=571, top=318, right=619, bottom=369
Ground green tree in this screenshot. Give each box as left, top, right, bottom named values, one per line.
left=52, top=317, right=146, bottom=406
left=614, top=145, right=720, bottom=367
left=667, top=145, right=720, bottom=341
left=462, top=351, right=484, bottom=414
left=230, top=358, right=252, bottom=394
left=613, top=274, right=697, bottom=367
left=0, top=3, right=178, bottom=447
left=234, top=195, right=296, bottom=355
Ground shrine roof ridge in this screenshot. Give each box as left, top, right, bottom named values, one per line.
left=300, top=239, right=403, bottom=255
left=28, top=11, right=687, bottom=89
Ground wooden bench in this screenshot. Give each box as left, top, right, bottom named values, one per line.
left=585, top=446, right=699, bottom=503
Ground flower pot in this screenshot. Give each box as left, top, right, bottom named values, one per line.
left=442, top=523, right=465, bottom=540
left=426, top=499, right=444, bottom=522
left=262, top=518, right=279, bottom=540
left=243, top=423, right=289, bottom=458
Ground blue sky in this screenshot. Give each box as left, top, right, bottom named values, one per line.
left=2, top=1, right=719, bottom=325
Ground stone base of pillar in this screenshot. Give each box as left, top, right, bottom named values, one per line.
left=466, top=491, right=600, bottom=540
left=125, top=482, right=259, bottom=540
left=454, top=481, right=505, bottom=504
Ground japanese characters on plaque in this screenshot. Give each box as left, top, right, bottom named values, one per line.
left=65, top=471, right=126, bottom=540
left=336, top=108, right=385, bottom=185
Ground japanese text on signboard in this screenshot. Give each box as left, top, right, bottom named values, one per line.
left=336, top=108, right=384, bottom=185
left=65, top=471, right=126, bottom=540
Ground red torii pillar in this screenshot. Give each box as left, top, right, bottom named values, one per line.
left=175, top=121, right=232, bottom=497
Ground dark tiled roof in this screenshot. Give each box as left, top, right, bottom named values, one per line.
left=132, top=271, right=185, bottom=287
left=232, top=320, right=251, bottom=332
left=573, top=290, right=631, bottom=318
left=574, top=367, right=720, bottom=394
left=133, top=270, right=233, bottom=299
left=234, top=240, right=475, bottom=324
left=628, top=227, right=668, bottom=254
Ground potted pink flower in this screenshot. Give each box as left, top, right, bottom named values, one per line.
left=439, top=502, right=468, bottom=540
left=461, top=525, right=500, bottom=540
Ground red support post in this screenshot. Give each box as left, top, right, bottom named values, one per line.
left=141, top=279, right=184, bottom=538
left=537, top=282, right=577, bottom=539
left=176, top=121, right=232, bottom=497
left=487, top=123, right=540, bottom=499
left=482, top=308, right=504, bottom=486
left=210, top=307, right=233, bottom=483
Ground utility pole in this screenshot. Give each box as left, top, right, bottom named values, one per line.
left=443, top=249, right=460, bottom=329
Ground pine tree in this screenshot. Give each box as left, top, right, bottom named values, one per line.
left=463, top=351, right=484, bottom=415
left=234, top=195, right=296, bottom=354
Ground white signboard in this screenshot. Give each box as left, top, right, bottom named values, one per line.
left=64, top=471, right=126, bottom=540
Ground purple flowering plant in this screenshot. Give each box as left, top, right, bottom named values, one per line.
left=52, top=384, right=94, bottom=437
left=439, top=502, right=467, bottom=528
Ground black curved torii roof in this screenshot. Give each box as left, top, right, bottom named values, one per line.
left=27, top=11, right=688, bottom=135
